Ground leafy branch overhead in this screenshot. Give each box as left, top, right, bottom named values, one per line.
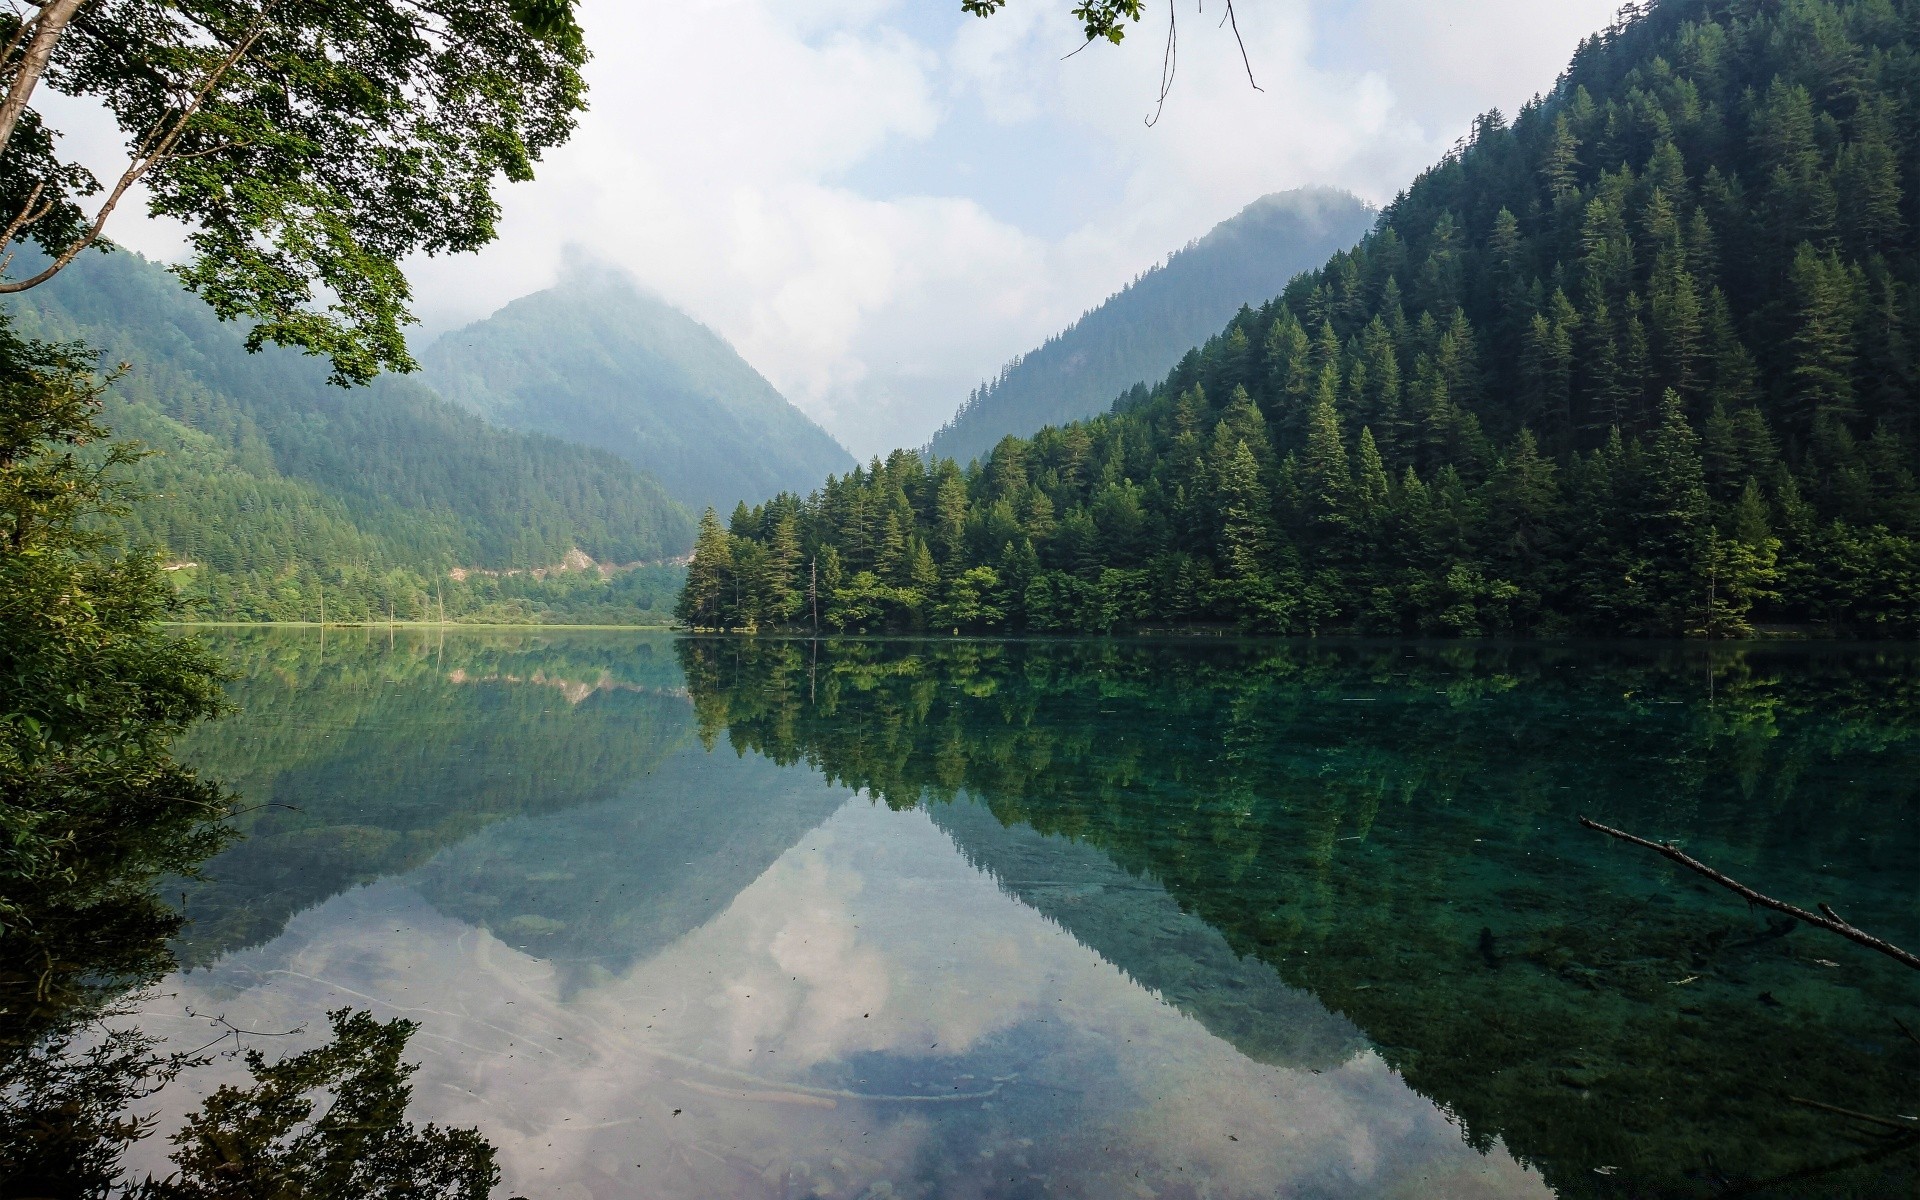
left=962, top=0, right=1147, bottom=45
left=0, top=0, right=588, bottom=384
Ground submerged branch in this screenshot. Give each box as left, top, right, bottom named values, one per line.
left=1786, top=1096, right=1920, bottom=1135
left=1577, top=816, right=1920, bottom=971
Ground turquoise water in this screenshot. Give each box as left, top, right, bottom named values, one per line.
left=128, top=630, right=1919, bottom=1197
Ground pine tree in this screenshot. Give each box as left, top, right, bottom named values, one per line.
left=1632, top=391, right=1713, bottom=633
left=678, top=508, right=734, bottom=629
left=1703, top=479, right=1782, bottom=636
left=1299, top=393, right=1353, bottom=541
left=763, top=511, right=803, bottom=623
left=1786, top=244, right=1860, bottom=428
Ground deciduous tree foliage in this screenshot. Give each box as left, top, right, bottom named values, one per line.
left=694, top=0, right=1920, bottom=638
left=0, top=0, right=587, bottom=382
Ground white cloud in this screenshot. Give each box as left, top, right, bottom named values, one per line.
left=68, top=0, right=1625, bottom=458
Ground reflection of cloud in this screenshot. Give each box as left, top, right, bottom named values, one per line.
left=128, top=785, right=1548, bottom=1199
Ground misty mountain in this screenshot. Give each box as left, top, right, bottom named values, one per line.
left=927, top=187, right=1375, bottom=465
left=4, top=249, right=693, bottom=622
left=421, top=269, right=854, bottom=515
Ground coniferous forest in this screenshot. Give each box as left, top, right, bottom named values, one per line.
left=686, top=0, right=1920, bottom=638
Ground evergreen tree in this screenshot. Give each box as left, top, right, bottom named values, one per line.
left=691, top=0, right=1920, bottom=640
left=677, top=509, right=733, bottom=629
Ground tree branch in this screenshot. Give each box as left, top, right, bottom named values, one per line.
left=0, top=15, right=266, bottom=294
left=1786, top=1096, right=1920, bottom=1134
left=0, top=0, right=85, bottom=162
left=1145, top=0, right=1176, bottom=127
left=1578, top=816, right=1920, bottom=970
left=1222, top=0, right=1261, bottom=91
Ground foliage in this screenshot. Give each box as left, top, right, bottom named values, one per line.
left=0, top=314, right=231, bottom=983
left=2, top=1005, right=499, bottom=1199
left=0, top=0, right=587, bottom=384
left=695, top=0, right=1920, bottom=638
left=1, top=1022, right=195, bottom=1198
left=960, top=0, right=1144, bottom=45
left=136, top=1010, right=497, bottom=1200
left=0, top=312, right=234, bottom=1195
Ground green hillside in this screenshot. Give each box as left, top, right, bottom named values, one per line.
left=691, top=0, right=1920, bottom=638
left=4, top=251, right=694, bottom=623
left=929, top=188, right=1375, bottom=465
left=421, top=267, right=854, bottom=514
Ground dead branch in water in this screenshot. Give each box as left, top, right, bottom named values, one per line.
left=1786, top=1096, right=1920, bottom=1134
left=1577, top=816, right=1920, bottom=971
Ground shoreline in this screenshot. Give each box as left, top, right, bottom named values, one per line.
left=171, top=621, right=679, bottom=631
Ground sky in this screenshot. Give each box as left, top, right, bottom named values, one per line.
left=69, top=0, right=1625, bottom=458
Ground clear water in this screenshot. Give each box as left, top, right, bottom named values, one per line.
left=129, top=629, right=1919, bottom=1198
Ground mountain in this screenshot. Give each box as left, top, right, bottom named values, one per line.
left=927, top=188, right=1376, bottom=465
left=3, top=249, right=694, bottom=624
left=692, top=0, right=1920, bottom=639
left=420, top=268, right=854, bottom=515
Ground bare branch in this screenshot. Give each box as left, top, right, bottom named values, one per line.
left=1145, top=0, right=1177, bottom=127
left=1578, top=816, right=1920, bottom=971
left=1223, top=0, right=1262, bottom=91
left=1786, top=1096, right=1920, bottom=1134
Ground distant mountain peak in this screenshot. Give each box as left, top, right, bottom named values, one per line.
left=423, top=269, right=853, bottom=514
left=928, top=187, right=1375, bottom=465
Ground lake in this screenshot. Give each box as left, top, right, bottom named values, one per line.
left=119, top=629, right=1920, bottom=1197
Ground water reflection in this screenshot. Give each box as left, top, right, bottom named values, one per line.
left=105, top=631, right=1920, bottom=1197
left=681, top=636, right=1920, bottom=1197
left=135, top=785, right=1540, bottom=1199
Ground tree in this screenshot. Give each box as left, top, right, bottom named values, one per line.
left=690, top=0, right=1920, bottom=641
left=676, top=508, right=732, bottom=629
left=0, top=316, right=230, bottom=971
left=934, top=565, right=1003, bottom=632
left=762, top=510, right=803, bottom=623
left=0, top=0, right=587, bottom=383
left=1786, top=244, right=1860, bottom=429
left=139, top=1010, right=497, bottom=1200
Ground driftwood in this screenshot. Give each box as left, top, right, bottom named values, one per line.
left=1577, top=817, right=1920, bottom=971
left=1785, top=1096, right=1920, bottom=1134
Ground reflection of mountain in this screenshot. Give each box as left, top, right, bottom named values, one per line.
left=681, top=637, right=1920, bottom=1199
left=409, top=744, right=850, bottom=993
left=928, top=795, right=1364, bottom=1072
left=174, top=630, right=696, bottom=967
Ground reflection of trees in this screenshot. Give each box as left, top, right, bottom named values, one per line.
left=171, top=629, right=695, bottom=965
left=680, top=636, right=1920, bottom=1198
left=4, top=629, right=689, bottom=1196
left=3, top=1006, right=497, bottom=1199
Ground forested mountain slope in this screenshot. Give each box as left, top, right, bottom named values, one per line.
left=929, top=188, right=1375, bottom=465
left=421, top=269, right=854, bottom=514
left=691, top=0, right=1920, bottom=638
left=4, top=250, right=694, bottom=623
